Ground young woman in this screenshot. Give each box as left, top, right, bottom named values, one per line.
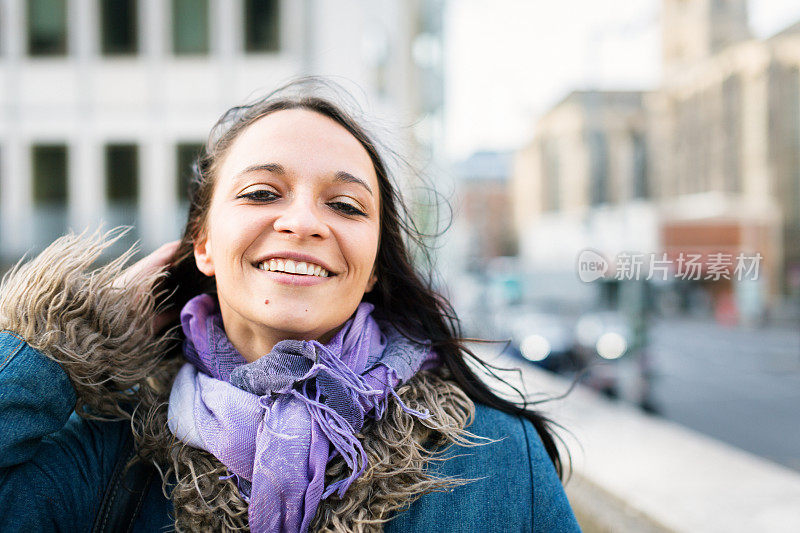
left=0, top=79, right=580, bottom=532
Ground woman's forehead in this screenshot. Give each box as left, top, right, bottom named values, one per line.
left=219, top=108, right=378, bottom=187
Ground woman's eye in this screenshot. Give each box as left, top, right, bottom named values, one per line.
left=238, top=190, right=278, bottom=202
left=330, top=201, right=367, bottom=217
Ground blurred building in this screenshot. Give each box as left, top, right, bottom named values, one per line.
left=0, top=0, right=443, bottom=263
left=511, top=90, right=655, bottom=270
left=651, top=0, right=800, bottom=307
left=453, top=150, right=516, bottom=268
left=513, top=0, right=800, bottom=318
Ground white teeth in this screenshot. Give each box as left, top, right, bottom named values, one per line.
left=257, top=259, right=330, bottom=277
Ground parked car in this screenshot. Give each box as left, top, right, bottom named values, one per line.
left=501, top=309, right=577, bottom=373
left=572, top=311, right=657, bottom=412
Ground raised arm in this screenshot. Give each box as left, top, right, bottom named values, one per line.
left=0, top=229, right=178, bottom=528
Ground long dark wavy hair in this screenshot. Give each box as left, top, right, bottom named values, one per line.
left=162, top=77, right=568, bottom=479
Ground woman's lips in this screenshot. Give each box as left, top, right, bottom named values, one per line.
left=253, top=265, right=331, bottom=286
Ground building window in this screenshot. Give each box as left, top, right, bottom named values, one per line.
left=101, top=0, right=138, bottom=55
left=541, top=138, right=560, bottom=212
left=32, top=144, right=68, bottom=205
left=632, top=132, right=648, bottom=199
left=32, top=144, right=68, bottom=248
left=172, top=0, right=209, bottom=55
left=768, top=64, right=800, bottom=223
left=105, top=144, right=138, bottom=203
left=244, top=0, right=280, bottom=53
left=722, top=75, right=742, bottom=194
left=588, top=131, right=609, bottom=206
left=27, top=0, right=68, bottom=56
left=176, top=143, right=204, bottom=202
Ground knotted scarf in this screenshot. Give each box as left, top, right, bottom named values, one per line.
left=167, top=293, right=440, bottom=532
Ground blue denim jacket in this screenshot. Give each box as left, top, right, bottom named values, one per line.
left=0, top=330, right=581, bottom=532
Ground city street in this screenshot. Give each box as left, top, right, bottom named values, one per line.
left=647, top=318, right=800, bottom=472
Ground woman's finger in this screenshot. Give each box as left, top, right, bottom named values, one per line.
left=113, top=240, right=181, bottom=290
left=153, top=308, right=180, bottom=334
left=139, top=240, right=181, bottom=274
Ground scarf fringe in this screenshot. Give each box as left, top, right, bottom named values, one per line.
left=160, top=368, right=485, bottom=532
left=286, top=340, right=436, bottom=502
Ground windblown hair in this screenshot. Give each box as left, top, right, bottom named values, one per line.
left=166, top=77, right=567, bottom=475
left=159, top=77, right=569, bottom=528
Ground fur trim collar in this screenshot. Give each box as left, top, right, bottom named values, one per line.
left=0, top=228, right=174, bottom=420
left=0, top=229, right=482, bottom=532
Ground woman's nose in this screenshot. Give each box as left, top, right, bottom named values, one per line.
left=272, top=197, right=330, bottom=239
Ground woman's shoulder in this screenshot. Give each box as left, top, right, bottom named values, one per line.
left=472, top=400, right=545, bottom=449
left=385, top=401, right=582, bottom=532
left=432, top=401, right=557, bottom=487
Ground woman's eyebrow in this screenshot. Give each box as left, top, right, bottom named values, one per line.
left=235, top=162, right=285, bottom=182
left=334, top=171, right=373, bottom=197
left=234, top=163, right=373, bottom=197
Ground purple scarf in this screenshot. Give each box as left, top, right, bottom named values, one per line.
left=167, top=293, right=440, bottom=532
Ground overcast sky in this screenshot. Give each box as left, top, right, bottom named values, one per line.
left=444, top=0, right=800, bottom=160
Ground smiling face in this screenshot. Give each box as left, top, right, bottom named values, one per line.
left=193, top=108, right=381, bottom=361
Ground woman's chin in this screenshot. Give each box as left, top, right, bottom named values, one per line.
left=254, top=314, right=327, bottom=341
left=248, top=298, right=350, bottom=337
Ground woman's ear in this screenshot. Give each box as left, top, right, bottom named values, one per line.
left=193, top=232, right=215, bottom=277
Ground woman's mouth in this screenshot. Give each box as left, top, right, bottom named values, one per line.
left=256, top=258, right=331, bottom=277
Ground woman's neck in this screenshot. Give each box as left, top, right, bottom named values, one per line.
left=217, top=302, right=342, bottom=363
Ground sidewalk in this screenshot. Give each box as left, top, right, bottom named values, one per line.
left=469, top=345, right=800, bottom=533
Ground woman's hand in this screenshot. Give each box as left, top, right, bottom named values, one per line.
left=113, top=240, right=181, bottom=334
